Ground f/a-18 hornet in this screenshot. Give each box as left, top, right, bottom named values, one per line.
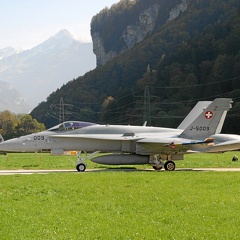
left=0, top=98, right=239, bottom=172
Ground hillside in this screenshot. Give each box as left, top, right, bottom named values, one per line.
left=0, top=80, right=30, bottom=113
left=31, top=0, right=240, bottom=134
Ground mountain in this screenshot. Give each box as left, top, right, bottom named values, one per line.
left=0, top=29, right=96, bottom=109
left=0, top=47, right=22, bottom=59
left=31, top=0, right=240, bottom=133
left=0, top=80, right=31, bottom=113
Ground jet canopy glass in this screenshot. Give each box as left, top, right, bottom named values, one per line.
left=48, top=121, right=96, bottom=131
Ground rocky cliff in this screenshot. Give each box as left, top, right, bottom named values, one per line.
left=91, top=0, right=188, bottom=66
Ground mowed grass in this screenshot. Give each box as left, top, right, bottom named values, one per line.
left=1, top=172, right=240, bottom=239
left=1, top=152, right=240, bottom=239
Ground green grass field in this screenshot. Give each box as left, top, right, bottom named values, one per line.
left=0, top=152, right=240, bottom=239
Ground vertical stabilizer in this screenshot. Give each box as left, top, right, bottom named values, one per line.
left=179, top=98, right=232, bottom=139
left=177, top=101, right=212, bottom=130
left=0, top=134, right=4, bottom=143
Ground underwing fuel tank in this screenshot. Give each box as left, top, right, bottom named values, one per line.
left=91, top=154, right=149, bottom=165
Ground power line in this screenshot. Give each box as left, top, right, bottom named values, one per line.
left=44, top=75, right=240, bottom=124
left=152, top=76, right=240, bottom=89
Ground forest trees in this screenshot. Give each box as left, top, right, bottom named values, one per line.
left=0, top=111, right=45, bottom=140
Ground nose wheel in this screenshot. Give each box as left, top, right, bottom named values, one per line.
left=76, top=163, right=86, bottom=172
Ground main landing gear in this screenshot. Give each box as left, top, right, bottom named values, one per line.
left=152, top=161, right=175, bottom=171
left=151, top=155, right=176, bottom=171
left=152, top=160, right=176, bottom=171
left=75, top=151, right=100, bottom=172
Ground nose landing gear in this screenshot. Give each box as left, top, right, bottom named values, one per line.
left=75, top=151, right=100, bottom=172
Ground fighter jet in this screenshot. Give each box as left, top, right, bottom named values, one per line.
left=0, top=98, right=239, bottom=172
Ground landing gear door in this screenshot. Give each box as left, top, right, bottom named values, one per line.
left=121, top=140, right=136, bottom=153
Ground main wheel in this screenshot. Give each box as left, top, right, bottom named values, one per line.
left=152, top=166, right=162, bottom=170
left=76, top=163, right=86, bottom=172
left=164, top=161, right=175, bottom=171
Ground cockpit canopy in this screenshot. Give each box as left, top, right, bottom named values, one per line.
left=48, top=121, right=96, bottom=132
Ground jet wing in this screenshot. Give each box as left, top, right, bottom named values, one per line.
left=50, top=134, right=142, bottom=141
left=136, top=138, right=214, bottom=155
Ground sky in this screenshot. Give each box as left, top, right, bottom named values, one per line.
left=0, top=0, right=119, bottom=50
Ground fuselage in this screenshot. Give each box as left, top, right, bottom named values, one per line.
left=1, top=121, right=240, bottom=156
left=0, top=123, right=181, bottom=153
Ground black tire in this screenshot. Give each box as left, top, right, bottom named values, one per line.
left=76, top=163, right=86, bottom=172
left=152, top=166, right=162, bottom=170
left=164, top=161, right=175, bottom=171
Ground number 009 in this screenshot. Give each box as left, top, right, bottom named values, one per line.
left=34, top=136, right=44, bottom=140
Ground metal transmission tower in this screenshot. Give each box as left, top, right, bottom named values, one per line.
left=58, top=98, right=74, bottom=123
left=143, top=86, right=151, bottom=125
left=59, top=97, right=65, bottom=123
left=49, top=98, right=73, bottom=123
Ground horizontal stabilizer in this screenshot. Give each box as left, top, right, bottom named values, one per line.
left=207, top=138, right=240, bottom=152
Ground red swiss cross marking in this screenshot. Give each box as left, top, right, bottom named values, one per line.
left=205, top=111, right=213, bottom=119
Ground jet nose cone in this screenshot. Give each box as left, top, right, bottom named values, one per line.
left=0, top=141, right=9, bottom=152
left=0, top=138, right=22, bottom=152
